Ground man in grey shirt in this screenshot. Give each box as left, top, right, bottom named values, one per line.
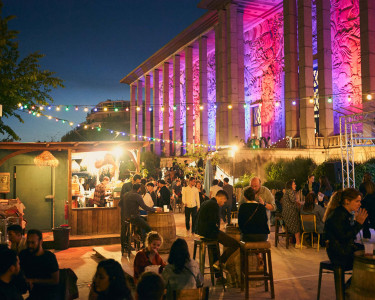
left=240, top=177, right=276, bottom=214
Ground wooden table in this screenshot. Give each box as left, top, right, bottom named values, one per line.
left=347, top=250, right=375, bottom=300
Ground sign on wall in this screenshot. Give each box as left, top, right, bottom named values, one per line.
left=0, top=173, right=10, bottom=193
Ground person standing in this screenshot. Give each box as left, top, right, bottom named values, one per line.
left=209, top=179, right=222, bottom=199
left=7, top=225, right=27, bottom=254
left=121, top=174, right=142, bottom=199
left=302, top=175, right=320, bottom=197
left=93, top=176, right=110, bottom=207
left=181, top=177, right=200, bottom=235
left=222, top=178, right=234, bottom=224
left=158, top=180, right=171, bottom=209
left=0, top=247, right=23, bottom=300
left=19, top=229, right=60, bottom=300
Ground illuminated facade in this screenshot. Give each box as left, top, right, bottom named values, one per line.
left=121, top=0, right=375, bottom=156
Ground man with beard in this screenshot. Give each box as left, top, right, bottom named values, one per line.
left=19, top=229, right=59, bottom=300
left=0, top=246, right=23, bottom=300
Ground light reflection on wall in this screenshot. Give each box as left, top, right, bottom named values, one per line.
left=207, top=51, right=216, bottom=146
left=244, top=12, right=285, bottom=143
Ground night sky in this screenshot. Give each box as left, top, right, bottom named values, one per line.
left=1, top=0, right=205, bottom=142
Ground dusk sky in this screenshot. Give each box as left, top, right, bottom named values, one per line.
left=1, top=0, right=205, bottom=142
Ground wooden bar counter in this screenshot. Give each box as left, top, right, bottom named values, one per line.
left=70, top=206, right=120, bottom=235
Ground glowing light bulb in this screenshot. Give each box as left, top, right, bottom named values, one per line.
left=56, top=106, right=61, bottom=111
left=292, top=101, right=296, bottom=106
left=65, top=106, right=69, bottom=111
left=161, top=107, right=165, bottom=111
left=199, top=105, right=204, bottom=110
left=48, top=116, right=52, bottom=120
left=243, top=104, right=247, bottom=108
left=309, top=97, right=314, bottom=104
left=18, top=103, right=22, bottom=107
left=84, top=107, right=89, bottom=112
left=48, top=106, right=52, bottom=110
left=31, top=106, right=35, bottom=110
left=94, top=108, right=97, bottom=112
left=69, top=122, right=74, bottom=126
left=36, top=113, right=40, bottom=117
left=40, top=106, right=44, bottom=111
left=275, top=102, right=280, bottom=107
left=114, top=108, right=119, bottom=112
left=214, top=105, right=217, bottom=109
left=75, top=106, right=79, bottom=111
left=173, top=106, right=177, bottom=111
left=187, top=106, right=190, bottom=111
left=84, top=125, right=88, bottom=129
left=148, top=107, right=152, bottom=111
left=126, top=108, right=129, bottom=112
left=104, top=107, right=108, bottom=111
left=136, top=107, right=140, bottom=111
left=328, top=97, right=332, bottom=103
left=347, top=95, right=351, bottom=102
left=97, top=128, right=101, bottom=131
left=55, top=118, right=59, bottom=122
left=367, top=94, right=372, bottom=101
left=228, top=104, right=233, bottom=109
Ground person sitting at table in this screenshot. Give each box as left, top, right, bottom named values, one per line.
left=324, top=188, right=368, bottom=294
left=162, top=238, right=203, bottom=300
left=119, top=184, right=162, bottom=246
left=140, top=183, right=156, bottom=216
left=238, top=187, right=270, bottom=242
left=136, top=272, right=165, bottom=300
left=301, top=192, right=325, bottom=234
left=93, top=176, right=110, bottom=207
left=134, top=231, right=166, bottom=282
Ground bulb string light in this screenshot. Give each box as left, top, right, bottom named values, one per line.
left=17, top=108, right=220, bottom=150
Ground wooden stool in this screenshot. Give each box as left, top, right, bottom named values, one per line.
left=317, top=260, right=352, bottom=300
left=274, top=215, right=290, bottom=249
left=240, top=241, right=275, bottom=299
left=193, top=237, right=225, bottom=289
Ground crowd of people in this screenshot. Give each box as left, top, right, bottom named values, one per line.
left=2, top=166, right=375, bottom=299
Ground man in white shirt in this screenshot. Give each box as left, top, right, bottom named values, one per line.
left=209, top=179, right=222, bottom=199
left=182, top=177, right=200, bottom=234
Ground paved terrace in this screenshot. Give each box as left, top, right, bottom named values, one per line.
left=54, top=212, right=366, bottom=299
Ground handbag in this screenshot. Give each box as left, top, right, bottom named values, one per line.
left=243, top=203, right=260, bottom=227
left=184, top=266, right=203, bottom=288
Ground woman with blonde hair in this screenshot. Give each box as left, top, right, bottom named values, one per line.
left=133, top=231, right=166, bottom=281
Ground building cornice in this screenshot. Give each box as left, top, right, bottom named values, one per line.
left=120, top=11, right=218, bottom=85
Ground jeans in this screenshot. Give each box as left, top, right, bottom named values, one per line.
left=221, top=204, right=232, bottom=224
left=212, top=230, right=240, bottom=264
left=185, top=206, right=197, bottom=232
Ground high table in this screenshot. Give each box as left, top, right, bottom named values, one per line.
left=348, top=250, right=375, bottom=300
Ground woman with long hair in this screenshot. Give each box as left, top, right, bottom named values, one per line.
left=301, top=192, right=325, bottom=234
left=282, top=180, right=302, bottom=248
left=162, top=239, right=203, bottom=299
left=90, top=259, right=133, bottom=300
left=318, top=176, right=333, bottom=207
left=133, top=231, right=166, bottom=281
left=324, top=188, right=367, bottom=269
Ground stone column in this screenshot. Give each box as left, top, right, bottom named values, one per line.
left=130, top=84, right=137, bottom=141
left=137, top=80, right=143, bottom=141
left=173, top=54, right=181, bottom=156
left=163, top=62, right=170, bottom=156
left=199, top=36, right=208, bottom=146
left=215, top=9, right=228, bottom=146
left=360, top=0, right=375, bottom=136
left=153, top=69, right=161, bottom=155
left=237, top=9, right=245, bottom=141
left=226, top=3, right=240, bottom=144
left=316, top=0, right=333, bottom=143
left=298, top=0, right=315, bottom=148
left=185, top=46, right=194, bottom=152
left=145, top=74, right=151, bottom=150
left=284, top=0, right=299, bottom=138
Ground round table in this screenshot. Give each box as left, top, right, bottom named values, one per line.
left=347, top=250, right=375, bottom=300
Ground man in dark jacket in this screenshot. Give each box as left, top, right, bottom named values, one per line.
left=158, top=180, right=171, bottom=209
left=196, top=190, right=240, bottom=271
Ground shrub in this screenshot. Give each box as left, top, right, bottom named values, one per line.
left=234, top=173, right=253, bottom=188
left=263, top=180, right=285, bottom=191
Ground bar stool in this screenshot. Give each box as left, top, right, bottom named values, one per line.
left=317, top=260, right=352, bottom=300
left=274, top=215, right=290, bottom=249
left=240, top=241, right=275, bottom=299
left=121, top=219, right=132, bottom=256
left=193, top=237, right=225, bottom=289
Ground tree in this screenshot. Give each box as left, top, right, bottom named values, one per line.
left=0, top=2, right=64, bottom=140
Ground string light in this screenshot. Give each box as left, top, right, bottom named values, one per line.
left=148, top=107, right=152, bottom=112
left=228, top=104, right=232, bottom=109
left=292, top=101, right=296, bottom=106
left=56, top=106, right=61, bottom=111
left=40, top=106, right=44, bottom=111
left=84, top=107, right=89, bottom=112
left=18, top=103, right=22, bottom=107
left=65, top=106, right=69, bottom=111
left=199, top=105, right=204, bottom=110
left=328, top=97, right=332, bottom=103
left=114, top=108, right=119, bottom=112
left=187, top=106, right=190, bottom=111
left=75, top=106, right=79, bottom=111
left=309, top=97, right=314, bottom=104
left=173, top=106, right=177, bottom=111
left=104, top=107, right=108, bottom=111
left=161, top=107, right=165, bottom=111
left=367, top=94, right=372, bottom=101
left=347, top=95, right=351, bottom=102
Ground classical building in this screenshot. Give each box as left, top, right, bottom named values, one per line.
left=121, top=0, right=375, bottom=157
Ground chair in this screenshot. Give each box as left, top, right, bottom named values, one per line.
left=300, top=214, right=320, bottom=251
left=172, top=287, right=209, bottom=300
left=193, top=237, right=225, bottom=289
left=317, top=260, right=352, bottom=300
left=274, top=215, right=290, bottom=249
left=240, top=241, right=275, bottom=299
